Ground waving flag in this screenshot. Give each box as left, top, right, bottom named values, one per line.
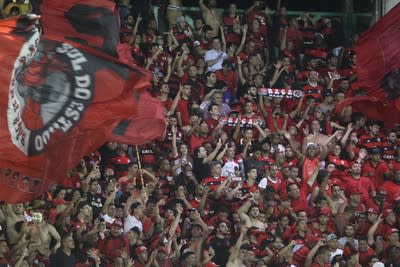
left=111, top=91, right=166, bottom=145
left=337, top=4, right=400, bottom=127
left=0, top=1, right=164, bottom=203
left=39, top=0, right=120, bottom=56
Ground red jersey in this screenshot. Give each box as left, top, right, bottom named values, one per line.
left=290, top=183, right=311, bottom=212
left=188, top=134, right=212, bottom=153
left=359, top=133, right=385, bottom=149
left=304, top=48, right=328, bottom=61
left=201, top=176, right=227, bottom=191
left=327, top=154, right=351, bottom=173
left=303, top=83, right=324, bottom=102
left=362, top=160, right=390, bottom=188
left=176, top=99, right=191, bottom=126
left=341, top=175, right=375, bottom=202
left=247, top=11, right=268, bottom=34
left=215, top=69, right=237, bottom=94
left=382, top=141, right=398, bottom=161
left=109, top=155, right=131, bottom=178
left=205, top=117, right=220, bottom=132
left=247, top=30, right=267, bottom=50
left=302, top=157, right=319, bottom=185
left=99, top=236, right=130, bottom=265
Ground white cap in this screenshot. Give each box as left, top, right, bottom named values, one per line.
left=193, top=40, right=200, bottom=47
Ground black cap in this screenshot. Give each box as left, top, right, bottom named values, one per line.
left=369, top=147, right=382, bottom=154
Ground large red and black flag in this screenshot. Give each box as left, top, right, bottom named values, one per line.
left=336, top=3, right=400, bottom=127
left=111, top=91, right=166, bottom=145
left=39, top=0, right=120, bottom=56
left=0, top=1, right=165, bottom=203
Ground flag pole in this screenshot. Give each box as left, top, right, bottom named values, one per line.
left=135, top=145, right=145, bottom=188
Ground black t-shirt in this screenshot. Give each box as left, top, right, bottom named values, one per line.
left=193, top=157, right=210, bottom=183
left=208, top=236, right=234, bottom=266
left=86, top=193, right=105, bottom=219
left=49, top=249, right=76, bottom=267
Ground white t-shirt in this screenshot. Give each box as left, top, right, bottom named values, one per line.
left=329, top=248, right=343, bottom=261
left=258, top=176, right=278, bottom=189
left=221, top=160, right=240, bottom=177
left=124, top=214, right=143, bottom=233
left=338, top=237, right=358, bottom=250
left=101, top=213, right=115, bottom=225
left=204, top=49, right=227, bottom=72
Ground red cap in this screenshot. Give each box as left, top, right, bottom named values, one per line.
left=112, top=219, right=123, bottom=228
left=385, top=228, right=399, bottom=240
left=135, top=245, right=147, bottom=255
left=319, top=206, right=332, bottom=216
left=383, top=208, right=394, bottom=217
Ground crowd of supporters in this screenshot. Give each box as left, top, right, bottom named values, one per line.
left=0, top=0, right=399, bottom=266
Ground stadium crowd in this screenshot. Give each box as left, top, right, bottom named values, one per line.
left=0, top=0, right=399, bottom=266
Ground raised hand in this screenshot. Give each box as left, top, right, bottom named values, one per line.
left=274, top=60, right=283, bottom=69
left=237, top=56, right=243, bottom=65
left=241, top=24, right=248, bottom=33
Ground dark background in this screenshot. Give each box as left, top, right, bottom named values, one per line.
left=182, top=0, right=373, bottom=12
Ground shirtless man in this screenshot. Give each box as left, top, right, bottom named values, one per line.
left=28, top=219, right=61, bottom=258
left=5, top=204, right=26, bottom=246
left=226, top=226, right=247, bottom=267
left=166, top=0, right=182, bottom=29
left=238, top=199, right=267, bottom=231
left=323, top=183, right=347, bottom=215
left=199, top=0, right=222, bottom=37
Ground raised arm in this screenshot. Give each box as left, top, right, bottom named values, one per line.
left=203, top=139, right=223, bottom=164
left=306, top=162, right=321, bottom=188
left=280, top=27, right=288, bottom=51
left=236, top=56, right=246, bottom=85
left=305, top=240, right=325, bottom=267
left=129, top=14, right=142, bottom=45
left=176, top=51, right=186, bottom=78
left=166, top=30, right=179, bottom=51
left=220, top=26, right=227, bottom=52
left=226, top=228, right=247, bottom=266
left=367, top=214, right=383, bottom=246
left=237, top=199, right=252, bottom=228
left=145, top=47, right=162, bottom=69
left=163, top=56, right=173, bottom=83
left=169, top=85, right=182, bottom=115
left=199, top=0, right=208, bottom=13
left=216, top=143, right=229, bottom=162
left=269, top=61, right=288, bottom=87
left=252, top=121, right=268, bottom=141
left=100, top=187, right=117, bottom=215
left=283, top=131, right=305, bottom=163
left=170, top=126, right=178, bottom=158
left=340, top=123, right=353, bottom=148
left=235, top=24, right=248, bottom=56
